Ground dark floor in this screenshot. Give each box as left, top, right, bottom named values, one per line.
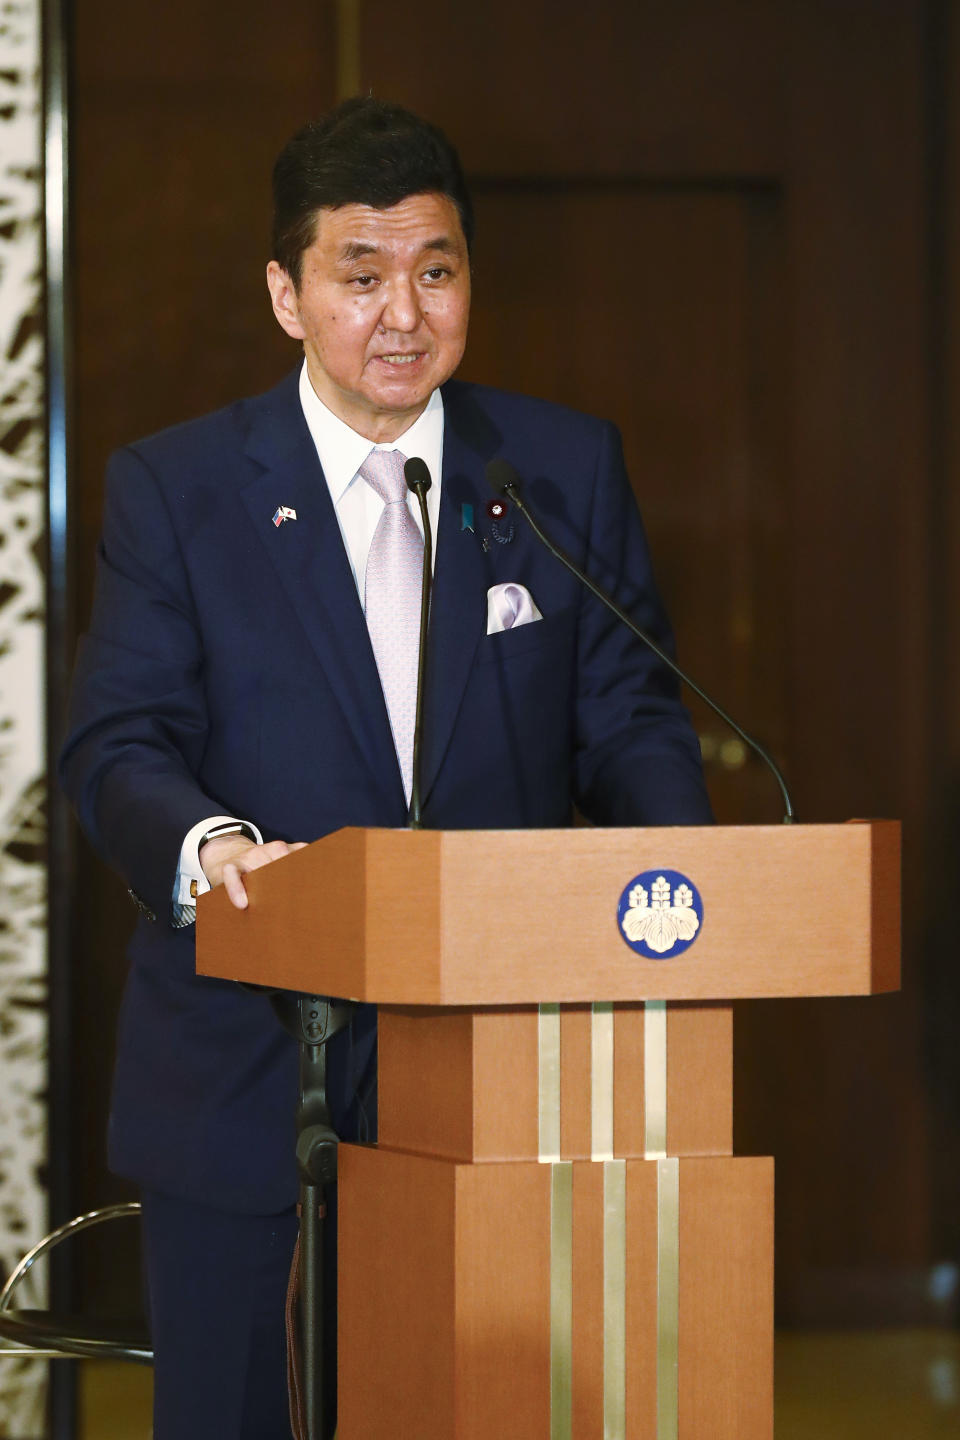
left=71, top=1329, right=960, bottom=1438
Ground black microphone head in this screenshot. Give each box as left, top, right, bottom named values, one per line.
left=486, top=458, right=522, bottom=497
left=404, top=456, right=432, bottom=494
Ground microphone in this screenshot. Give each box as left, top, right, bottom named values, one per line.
left=404, top=457, right=433, bottom=829
left=485, top=458, right=795, bottom=823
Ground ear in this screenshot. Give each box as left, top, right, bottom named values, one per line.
left=266, top=261, right=306, bottom=341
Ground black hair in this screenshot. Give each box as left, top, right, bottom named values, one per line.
left=272, top=97, right=474, bottom=289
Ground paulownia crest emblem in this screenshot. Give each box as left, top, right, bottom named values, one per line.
left=616, top=869, right=704, bottom=959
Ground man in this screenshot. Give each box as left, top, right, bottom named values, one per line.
left=61, top=98, right=711, bottom=1438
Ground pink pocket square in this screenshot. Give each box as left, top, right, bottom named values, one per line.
left=486, top=582, right=543, bottom=635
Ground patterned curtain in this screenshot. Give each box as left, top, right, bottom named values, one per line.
left=0, top=0, right=49, bottom=1432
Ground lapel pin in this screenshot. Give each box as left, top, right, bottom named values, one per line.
left=272, top=505, right=297, bottom=527
left=486, top=497, right=514, bottom=545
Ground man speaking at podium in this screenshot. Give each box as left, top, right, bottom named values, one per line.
left=60, top=98, right=711, bottom=1438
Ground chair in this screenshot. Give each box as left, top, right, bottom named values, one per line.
left=0, top=1203, right=152, bottom=1363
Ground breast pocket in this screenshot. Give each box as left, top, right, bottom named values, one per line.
left=476, top=606, right=577, bottom=664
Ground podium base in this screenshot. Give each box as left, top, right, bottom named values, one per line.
left=337, top=1146, right=773, bottom=1440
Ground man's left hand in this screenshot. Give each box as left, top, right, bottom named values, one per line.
left=199, top=835, right=307, bottom=910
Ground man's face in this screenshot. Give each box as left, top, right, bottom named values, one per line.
left=267, top=192, right=471, bottom=442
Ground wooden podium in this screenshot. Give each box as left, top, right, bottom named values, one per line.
left=197, top=822, right=899, bottom=1440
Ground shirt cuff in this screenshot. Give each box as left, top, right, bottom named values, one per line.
left=174, top=815, right=263, bottom=906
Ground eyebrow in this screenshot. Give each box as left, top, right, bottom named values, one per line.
left=337, top=236, right=459, bottom=263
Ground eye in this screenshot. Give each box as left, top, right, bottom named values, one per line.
left=422, top=266, right=450, bottom=283
left=349, top=274, right=378, bottom=289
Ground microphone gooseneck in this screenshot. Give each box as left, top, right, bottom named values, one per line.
left=404, top=457, right=433, bottom=829
left=485, top=458, right=795, bottom=824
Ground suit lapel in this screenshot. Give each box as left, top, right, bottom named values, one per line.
left=421, top=383, right=504, bottom=801
left=236, top=374, right=506, bottom=810
left=238, top=374, right=404, bottom=804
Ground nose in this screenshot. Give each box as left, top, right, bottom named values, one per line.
left=380, top=276, right=421, bottom=334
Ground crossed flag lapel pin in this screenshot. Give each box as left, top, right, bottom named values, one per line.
left=273, top=505, right=297, bottom=527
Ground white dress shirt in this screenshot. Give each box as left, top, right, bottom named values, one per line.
left=174, top=363, right=445, bottom=910
left=298, top=361, right=444, bottom=595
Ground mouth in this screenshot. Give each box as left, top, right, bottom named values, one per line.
left=374, top=352, right=425, bottom=367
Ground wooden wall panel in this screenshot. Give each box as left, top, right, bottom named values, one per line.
left=740, top=0, right=933, bottom=1305
left=924, top=0, right=960, bottom=1270
left=67, top=0, right=954, bottom=1326
left=359, top=0, right=787, bottom=178
left=69, top=0, right=338, bottom=1310
left=73, top=3, right=338, bottom=608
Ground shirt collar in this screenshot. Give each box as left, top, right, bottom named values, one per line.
left=298, top=361, right=444, bottom=505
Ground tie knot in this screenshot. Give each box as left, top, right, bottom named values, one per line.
left=359, top=448, right=409, bottom=505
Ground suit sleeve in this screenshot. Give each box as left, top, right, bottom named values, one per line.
left=59, top=446, right=227, bottom=919
left=573, top=422, right=713, bottom=826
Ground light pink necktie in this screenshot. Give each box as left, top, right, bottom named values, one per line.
left=360, top=448, right=422, bottom=802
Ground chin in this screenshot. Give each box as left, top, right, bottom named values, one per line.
left=372, top=384, right=431, bottom=412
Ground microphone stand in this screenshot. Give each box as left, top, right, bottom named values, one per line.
left=405, top=458, right=434, bottom=829
left=269, top=991, right=355, bottom=1440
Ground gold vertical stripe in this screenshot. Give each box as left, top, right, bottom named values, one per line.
left=591, top=1002, right=615, bottom=1161
left=596, top=1009, right=624, bottom=1437
left=539, top=1003, right=562, bottom=1163
left=336, top=0, right=362, bottom=100
left=656, top=1157, right=680, bottom=1440
left=603, top=1159, right=627, bottom=1439
left=550, top=1161, right=574, bottom=1440
left=644, top=1000, right=668, bottom=1160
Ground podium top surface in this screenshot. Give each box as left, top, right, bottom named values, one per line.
left=196, top=822, right=900, bottom=1005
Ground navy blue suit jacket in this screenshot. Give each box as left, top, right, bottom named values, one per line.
left=61, top=369, right=711, bottom=1213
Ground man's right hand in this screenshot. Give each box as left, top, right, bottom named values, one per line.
left=199, top=835, right=307, bottom=910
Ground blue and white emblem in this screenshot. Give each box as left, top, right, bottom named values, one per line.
left=617, top=869, right=704, bottom=959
